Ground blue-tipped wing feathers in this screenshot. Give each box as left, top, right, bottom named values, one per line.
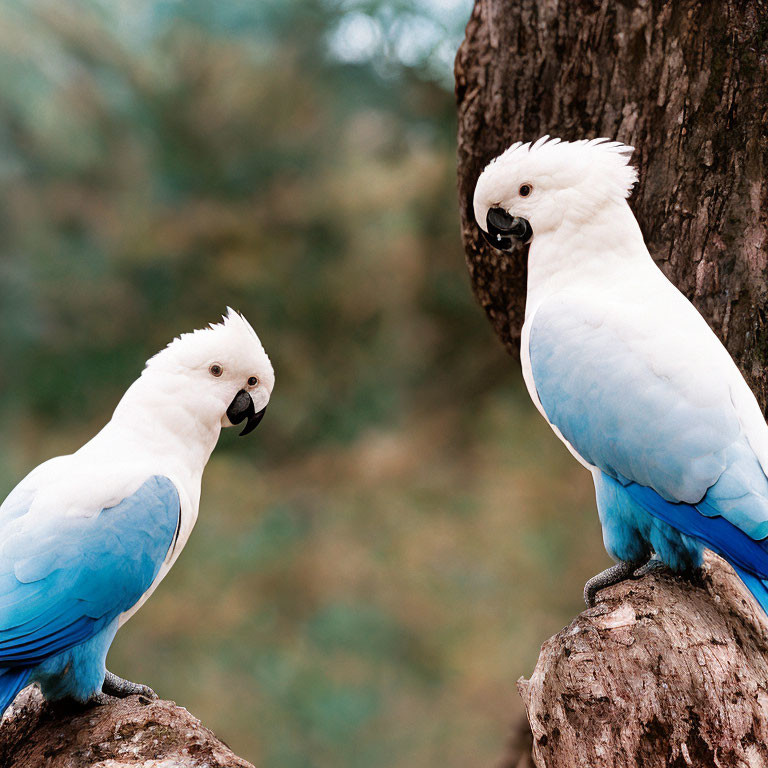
left=529, top=296, right=768, bottom=586
left=0, top=475, right=179, bottom=667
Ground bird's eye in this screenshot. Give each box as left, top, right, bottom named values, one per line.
left=519, top=184, right=532, bottom=197
left=209, top=363, right=223, bottom=377
left=247, top=375, right=259, bottom=387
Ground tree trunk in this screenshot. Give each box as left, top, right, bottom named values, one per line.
left=455, top=1, right=768, bottom=765
left=0, top=687, right=253, bottom=768
left=455, top=0, right=768, bottom=408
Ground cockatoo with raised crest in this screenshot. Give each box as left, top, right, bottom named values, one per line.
left=473, top=136, right=768, bottom=612
left=0, top=308, right=273, bottom=714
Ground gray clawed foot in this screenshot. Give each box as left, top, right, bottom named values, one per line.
left=102, top=670, right=158, bottom=700
left=631, top=557, right=667, bottom=580
left=583, top=557, right=669, bottom=606
left=584, top=561, right=637, bottom=607
left=583, top=556, right=668, bottom=607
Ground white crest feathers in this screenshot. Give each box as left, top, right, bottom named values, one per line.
left=478, top=136, right=638, bottom=204
left=145, top=308, right=272, bottom=379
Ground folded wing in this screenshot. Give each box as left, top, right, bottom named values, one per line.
left=529, top=295, right=768, bottom=571
left=0, top=475, right=179, bottom=665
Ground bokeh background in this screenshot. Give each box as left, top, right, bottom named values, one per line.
left=0, top=1, right=606, bottom=765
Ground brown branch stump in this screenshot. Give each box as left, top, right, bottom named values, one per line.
left=0, top=687, right=253, bottom=768
left=515, top=554, right=768, bottom=767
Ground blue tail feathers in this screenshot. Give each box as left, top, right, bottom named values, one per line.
left=0, top=666, right=31, bottom=715
left=598, top=472, right=768, bottom=616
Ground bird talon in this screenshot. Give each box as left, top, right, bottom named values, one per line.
left=631, top=559, right=667, bottom=580
left=583, top=560, right=646, bottom=607
left=102, top=670, right=157, bottom=700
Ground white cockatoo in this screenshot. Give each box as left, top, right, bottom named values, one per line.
left=0, top=308, right=274, bottom=713
left=473, top=137, right=768, bottom=610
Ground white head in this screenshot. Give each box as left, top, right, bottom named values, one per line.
left=141, top=308, right=275, bottom=436
left=473, top=137, right=638, bottom=250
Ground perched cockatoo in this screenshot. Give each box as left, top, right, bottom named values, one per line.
left=0, top=309, right=274, bottom=714
left=473, top=137, right=768, bottom=611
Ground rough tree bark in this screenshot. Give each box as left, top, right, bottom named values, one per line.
left=518, top=553, right=768, bottom=767
left=455, top=1, right=768, bottom=765
left=0, top=687, right=253, bottom=768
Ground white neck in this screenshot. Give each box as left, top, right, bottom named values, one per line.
left=78, top=370, right=223, bottom=484
left=525, top=199, right=650, bottom=318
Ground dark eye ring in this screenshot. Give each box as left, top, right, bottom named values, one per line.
left=209, top=363, right=223, bottom=377
left=519, top=184, right=532, bottom=197
left=248, top=376, right=259, bottom=387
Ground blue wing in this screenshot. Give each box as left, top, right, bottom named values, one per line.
left=529, top=297, right=768, bottom=576
left=0, top=475, right=179, bottom=666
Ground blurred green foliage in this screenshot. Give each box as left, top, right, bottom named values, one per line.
left=0, top=1, right=607, bottom=765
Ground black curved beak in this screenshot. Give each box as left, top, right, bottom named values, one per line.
left=226, top=390, right=267, bottom=436
left=481, top=207, right=533, bottom=252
